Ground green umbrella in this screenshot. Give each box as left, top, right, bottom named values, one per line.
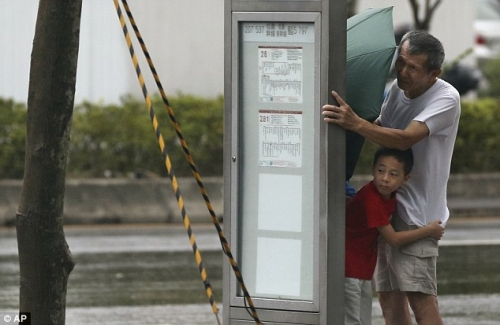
left=345, top=6, right=397, bottom=180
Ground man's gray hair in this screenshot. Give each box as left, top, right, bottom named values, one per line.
left=399, top=30, right=445, bottom=71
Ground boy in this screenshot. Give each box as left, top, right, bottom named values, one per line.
left=344, top=147, right=444, bottom=325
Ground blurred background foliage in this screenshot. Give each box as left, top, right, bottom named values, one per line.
left=0, top=98, right=27, bottom=179
left=0, top=93, right=224, bottom=179
left=2, top=89, right=500, bottom=179
left=68, top=93, right=224, bottom=178
left=478, top=55, right=500, bottom=98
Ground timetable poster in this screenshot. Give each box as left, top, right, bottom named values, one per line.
left=258, top=46, right=303, bottom=103
left=259, top=110, right=302, bottom=168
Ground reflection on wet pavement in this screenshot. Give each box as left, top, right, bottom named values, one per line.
left=1, top=223, right=500, bottom=324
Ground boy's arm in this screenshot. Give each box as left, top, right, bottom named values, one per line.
left=377, top=221, right=444, bottom=247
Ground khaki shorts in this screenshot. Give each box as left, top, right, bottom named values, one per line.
left=373, top=214, right=439, bottom=296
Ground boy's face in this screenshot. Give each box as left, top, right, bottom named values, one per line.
left=372, top=155, right=410, bottom=199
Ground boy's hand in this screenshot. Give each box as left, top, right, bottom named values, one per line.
left=426, top=221, right=445, bottom=240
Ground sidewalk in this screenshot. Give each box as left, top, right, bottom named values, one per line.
left=4, top=295, right=500, bottom=325
left=2, top=217, right=500, bottom=256
left=2, top=221, right=500, bottom=325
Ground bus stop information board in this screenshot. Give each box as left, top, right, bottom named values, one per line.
left=237, top=20, right=316, bottom=302
left=224, top=3, right=347, bottom=323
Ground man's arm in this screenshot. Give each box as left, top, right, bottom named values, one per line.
left=322, top=91, right=429, bottom=150
left=377, top=221, right=444, bottom=247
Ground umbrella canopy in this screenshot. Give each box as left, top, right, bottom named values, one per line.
left=345, top=6, right=397, bottom=180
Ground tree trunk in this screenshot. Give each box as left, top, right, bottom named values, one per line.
left=408, top=0, right=442, bottom=31
left=16, top=1, right=82, bottom=324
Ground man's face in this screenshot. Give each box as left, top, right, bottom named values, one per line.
left=394, top=41, right=439, bottom=99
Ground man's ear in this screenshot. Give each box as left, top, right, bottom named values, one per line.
left=432, top=68, right=442, bottom=79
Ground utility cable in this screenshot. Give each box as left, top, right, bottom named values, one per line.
left=112, top=1, right=222, bottom=324
left=117, top=1, right=263, bottom=323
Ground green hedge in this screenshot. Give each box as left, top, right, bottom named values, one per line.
left=69, top=93, right=224, bottom=178
left=451, top=98, right=500, bottom=173
left=0, top=95, right=499, bottom=179
left=0, top=98, right=27, bottom=179
left=0, top=93, right=223, bottom=179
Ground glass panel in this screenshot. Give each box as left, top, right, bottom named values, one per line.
left=238, top=21, right=315, bottom=301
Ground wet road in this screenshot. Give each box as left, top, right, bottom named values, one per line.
left=2, top=217, right=499, bottom=255
left=1, top=219, right=500, bottom=324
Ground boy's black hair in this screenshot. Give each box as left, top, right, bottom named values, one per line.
left=372, top=147, right=414, bottom=176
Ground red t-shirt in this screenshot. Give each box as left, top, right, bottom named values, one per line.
left=345, top=181, right=396, bottom=280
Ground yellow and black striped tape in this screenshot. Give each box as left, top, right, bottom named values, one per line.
left=113, top=0, right=263, bottom=324
left=112, top=1, right=223, bottom=324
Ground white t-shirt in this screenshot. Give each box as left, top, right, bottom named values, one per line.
left=379, top=79, right=461, bottom=226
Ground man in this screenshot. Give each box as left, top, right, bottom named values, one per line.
left=322, top=30, right=460, bottom=325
